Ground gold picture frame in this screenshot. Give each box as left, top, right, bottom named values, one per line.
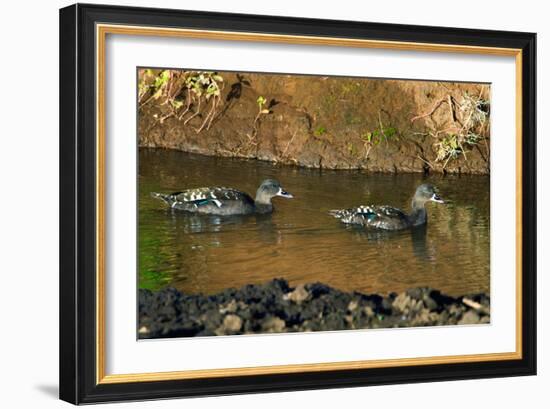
left=60, top=3, right=536, bottom=404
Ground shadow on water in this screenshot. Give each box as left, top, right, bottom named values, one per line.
left=345, top=223, right=432, bottom=262
left=139, top=148, right=490, bottom=297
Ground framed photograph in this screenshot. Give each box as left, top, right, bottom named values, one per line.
left=59, top=3, right=536, bottom=404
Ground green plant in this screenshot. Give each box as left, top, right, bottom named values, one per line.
left=257, top=96, right=267, bottom=110
left=138, top=69, right=225, bottom=133
left=183, top=72, right=224, bottom=132
left=411, top=88, right=490, bottom=168
left=254, top=96, right=270, bottom=123
left=361, top=127, right=397, bottom=144
left=460, top=91, right=490, bottom=127
left=435, top=134, right=462, bottom=166
left=243, top=95, right=272, bottom=154
left=360, top=124, right=398, bottom=160
left=314, top=125, right=327, bottom=137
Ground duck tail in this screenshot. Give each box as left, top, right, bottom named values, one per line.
left=328, top=209, right=345, bottom=219
left=151, top=192, right=176, bottom=206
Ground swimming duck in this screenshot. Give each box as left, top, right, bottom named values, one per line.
left=151, top=179, right=293, bottom=216
left=329, top=184, right=445, bottom=231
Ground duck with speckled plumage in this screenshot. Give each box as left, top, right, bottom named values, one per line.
left=329, top=184, right=445, bottom=231
left=151, top=179, right=293, bottom=216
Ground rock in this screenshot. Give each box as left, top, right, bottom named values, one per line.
left=261, top=316, right=286, bottom=333
left=243, top=319, right=261, bottom=333
left=458, top=310, right=481, bottom=325
left=279, top=303, right=303, bottom=326
left=196, top=328, right=216, bottom=337
left=381, top=297, right=394, bottom=312
left=348, top=300, right=359, bottom=312
left=392, top=293, right=412, bottom=313
left=448, top=304, right=465, bottom=317
left=406, top=288, right=425, bottom=300
left=479, top=315, right=491, bottom=324
left=322, top=313, right=347, bottom=331
left=138, top=280, right=490, bottom=338
left=423, top=295, right=439, bottom=311
left=162, top=320, right=203, bottom=338
left=437, top=310, right=450, bottom=324
left=200, top=309, right=223, bottom=330
left=410, top=308, right=439, bottom=326
left=284, top=284, right=309, bottom=304
left=219, top=300, right=238, bottom=314
left=363, top=306, right=375, bottom=318
left=306, top=282, right=332, bottom=298
left=248, top=302, right=267, bottom=319
left=216, top=314, right=243, bottom=335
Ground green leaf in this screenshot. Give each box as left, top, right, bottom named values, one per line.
left=361, top=132, right=373, bottom=142
left=384, top=127, right=397, bottom=138
left=152, top=89, right=163, bottom=100
left=171, top=100, right=184, bottom=109
left=257, top=96, right=267, bottom=107
left=314, top=126, right=326, bottom=137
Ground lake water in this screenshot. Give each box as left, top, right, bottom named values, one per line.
left=138, top=148, right=490, bottom=297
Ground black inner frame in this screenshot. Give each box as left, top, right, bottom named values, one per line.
left=59, top=3, right=536, bottom=404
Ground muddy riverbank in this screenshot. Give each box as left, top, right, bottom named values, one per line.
left=138, top=279, right=490, bottom=338
left=138, top=70, right=490, bottom=174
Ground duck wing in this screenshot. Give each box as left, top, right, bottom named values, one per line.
left=329, top=205, right=410, bottom=230
left=152, top=187, right=253, bottom=210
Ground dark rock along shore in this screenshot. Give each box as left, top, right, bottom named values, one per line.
left=138, top=279, right=490, bottom=339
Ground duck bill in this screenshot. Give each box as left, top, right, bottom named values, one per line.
left=277, top=188, right=293, bottom=199
left=431, top=194, right=445, bottom=204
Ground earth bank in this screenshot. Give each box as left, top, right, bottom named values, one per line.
left=138, top=71, right=490, bottom=174
left=138, top=279, right=490, bottom=338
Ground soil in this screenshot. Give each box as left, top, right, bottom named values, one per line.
left=138, top=279, right=490, bottom=338
left=138, top=72, right=490, bottom=174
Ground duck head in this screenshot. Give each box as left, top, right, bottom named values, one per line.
left=255, top=179, right=293, bottom=205
left=412, top=184, right=445, bottom=208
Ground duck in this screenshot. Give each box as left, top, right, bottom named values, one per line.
left=151, top=179, right=293, bottom=216
left=329, top=184, right=445, bottom=231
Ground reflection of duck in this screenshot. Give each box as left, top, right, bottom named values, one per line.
left=410, top=223, right=435, bottom=262
left=151, top=179, right=293, bottom=216
left=329, top=184, right=445, bottom=231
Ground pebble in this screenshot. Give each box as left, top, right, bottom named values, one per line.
left=392, top=293, right=412, bottom=313
left=348, top=300, right=359, bottom=312
left=458, top=310, right=481, bottom=325
left=261, top=316, right=286, bottom=333
left=216, top=314, right=242, bottom=335
left=284, top=284, right=309, bottom=304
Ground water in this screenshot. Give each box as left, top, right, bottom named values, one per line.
left=139, top=149, right=490, bottom=297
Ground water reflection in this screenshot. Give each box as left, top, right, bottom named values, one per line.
left=139, top=149, right=490, bottom=296
left=410, top=224, right=433, bottom=262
